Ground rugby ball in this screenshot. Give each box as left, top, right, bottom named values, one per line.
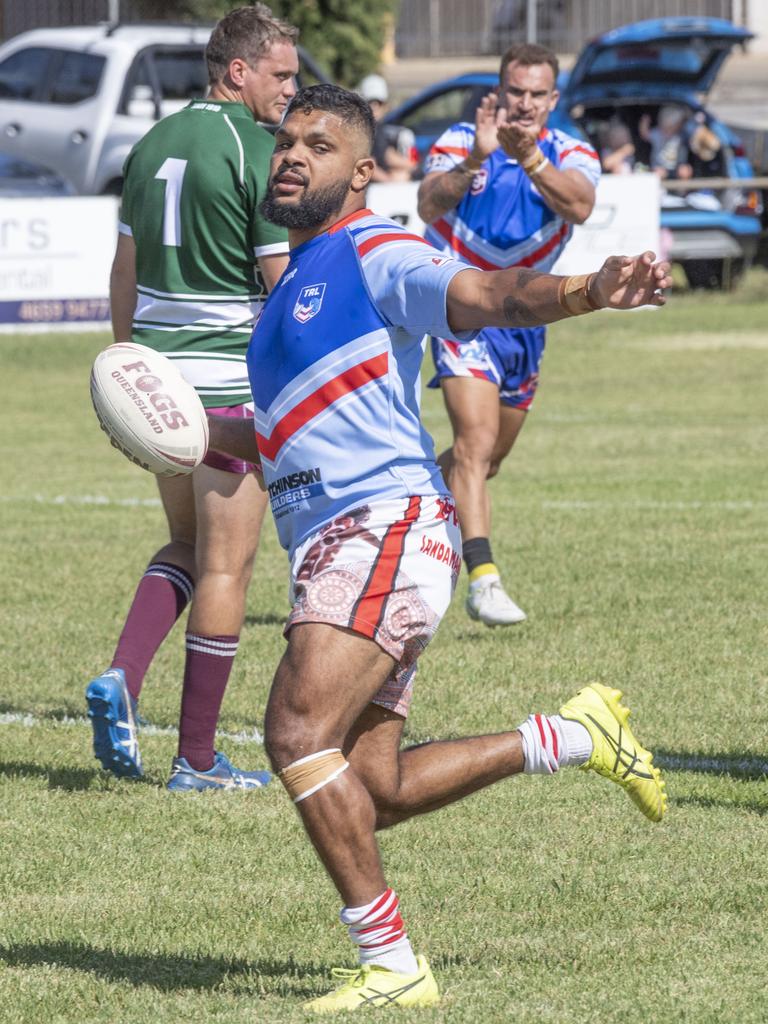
left=90, top=342, right=209, bottom=476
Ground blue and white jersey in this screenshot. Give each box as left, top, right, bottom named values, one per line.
left=247, top=209, right=473, bottom=556
left=423, top=123, right=601, bottom=272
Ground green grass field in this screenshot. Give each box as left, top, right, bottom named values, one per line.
left=2, top=276, right=767, bottom=1022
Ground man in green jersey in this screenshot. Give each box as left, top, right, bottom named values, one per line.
left=86, top=5, right=297, bottom=791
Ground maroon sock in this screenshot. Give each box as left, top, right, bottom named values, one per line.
left=177, top=634, right=239, bottom=771
left=112, top=562, right=194, bottom=701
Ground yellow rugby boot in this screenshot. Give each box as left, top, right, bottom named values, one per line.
left=304, top=955, right=440, bottom=1014
left=559, top=683, right=667, bottom=822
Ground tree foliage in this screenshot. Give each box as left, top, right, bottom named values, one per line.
left=155, top=0, right=398, bottom=87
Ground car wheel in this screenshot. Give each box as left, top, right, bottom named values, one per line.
left=681, top=258, right=744, bottom=291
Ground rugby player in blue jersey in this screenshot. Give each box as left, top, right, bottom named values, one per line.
left=418, top=44, right=600, bottom=626
left=207, top=84, right=670, bottom=1013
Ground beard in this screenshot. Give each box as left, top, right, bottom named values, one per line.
left=259, top=175, right=353, bottom=229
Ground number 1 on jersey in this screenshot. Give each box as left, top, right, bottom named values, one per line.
left=155, top=157, right=187, bottom=247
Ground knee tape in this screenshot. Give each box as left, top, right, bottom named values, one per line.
left=279, top=748, right=349, bottom=803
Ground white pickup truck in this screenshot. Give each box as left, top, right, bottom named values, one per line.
left=0, top=22, right=327, bottom=195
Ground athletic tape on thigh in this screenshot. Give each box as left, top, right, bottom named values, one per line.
left=279, top=748, right=349, bottom=803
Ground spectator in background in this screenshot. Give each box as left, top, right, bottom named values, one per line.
left=357, top=73, right=417, bottom=182
left=688, top=121, right=722, bottom=177
left=640, top=104, right=692, bottom=181
left=600, top=119, right=636, bottom=175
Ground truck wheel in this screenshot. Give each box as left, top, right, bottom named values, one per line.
left=682, top=258, right=744, bottom=291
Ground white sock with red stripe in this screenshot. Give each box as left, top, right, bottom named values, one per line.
left=340, top=887, right=418, bottom=975
left=517, top=713, right=593, bottom=774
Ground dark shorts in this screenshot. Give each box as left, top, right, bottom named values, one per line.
left=203, top=403, right=258, bottom=475
left=429, top=325, right=546, bottom=410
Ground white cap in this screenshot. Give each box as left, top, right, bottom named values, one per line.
left=358, top=73, right=389, bottom=104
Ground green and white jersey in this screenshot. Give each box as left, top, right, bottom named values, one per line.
left=119, top=99, right=287, bottom=408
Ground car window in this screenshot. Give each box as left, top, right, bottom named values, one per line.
left=49, top=52, right=106, bottom=104
left=121, top=52, right=155, bottom=117
left=120, top=48, right=208, bottom=119
left=399, top=86, right=477, bottom=137
left=0, top=47, right=54, bottom=101
left=153, top=49, right=208, bottom=101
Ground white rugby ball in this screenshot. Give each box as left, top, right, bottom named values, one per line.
left=90, top=342, right=209, bottom=476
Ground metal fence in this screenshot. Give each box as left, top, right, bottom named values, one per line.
left=0, top=0, right=745, bottom=53
left=0, top=0, right=177, bottom=41
left=395, top=0, right=740, bottom=58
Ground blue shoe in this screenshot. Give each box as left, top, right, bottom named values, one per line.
left=85, top=668, right=143, bottom=779
left=166, top=751, right=271, bottom=792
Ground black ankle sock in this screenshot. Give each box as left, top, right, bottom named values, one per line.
left=463, top=537, right=494, bottom=573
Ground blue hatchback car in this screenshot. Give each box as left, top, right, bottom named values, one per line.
left=384, top=16, right=762, bottom=288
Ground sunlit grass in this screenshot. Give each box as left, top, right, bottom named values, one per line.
left=1, top=281, right=766, bottom=1022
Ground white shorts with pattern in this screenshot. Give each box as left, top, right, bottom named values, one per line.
left=285, top=494, right=461, bottom=718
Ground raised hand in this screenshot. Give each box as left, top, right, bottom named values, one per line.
left=496, top=118, right=540, bottom=165
left=592, top=252, right=673, bottom=309
left=472, top=92, right=502, bottom=161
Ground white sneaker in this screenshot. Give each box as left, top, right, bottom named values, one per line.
left=466, top=577, right=527, bottom=627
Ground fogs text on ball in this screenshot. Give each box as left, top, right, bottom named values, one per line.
left=90, top=342, right=209, bottom=476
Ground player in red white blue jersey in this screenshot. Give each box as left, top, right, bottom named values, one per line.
left=248, top=204, right=470, bottom=727
left=250, top=207, right=468, bottom=557
left=206, top=84, right=669, bottom=1012
left=418, top=43, right=600, bottom=628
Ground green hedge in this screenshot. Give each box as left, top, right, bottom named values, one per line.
left=164, top=0, right=398, bottom=87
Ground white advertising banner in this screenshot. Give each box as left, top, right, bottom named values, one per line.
left=0, top=178, right=660, bottom=329
left=367, top=175, right=661, bottom=273
left=366, top=181, right=426, bottom=233
left=550, top=173, right=661, bottom=275
left=0, top=196, right=118, bottom=328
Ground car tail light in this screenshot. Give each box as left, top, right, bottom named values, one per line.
left=732, top=143, right=746, bottom=157
left=734, top=190, right=762, bottom=216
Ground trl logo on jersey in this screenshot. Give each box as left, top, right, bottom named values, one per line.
left=293, top=283, right=326, bottom=323
left=470, top=169, right=488, bottom=195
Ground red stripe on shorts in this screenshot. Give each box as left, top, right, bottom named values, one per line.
left=349, top=496, right=422, bottom=638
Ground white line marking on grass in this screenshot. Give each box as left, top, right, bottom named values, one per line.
left=656, top=752, right=768, bottom=778
left=624, top=332, right=768, bottom=352
left=0, top=494, right=162, bottom=508
left=3, top=714, right=765, bottom=777
left=5, top=495, right=766, bottom=514
left=542, top=500, right=768, bottom=511
left=0, top=711, right=263, bottom=745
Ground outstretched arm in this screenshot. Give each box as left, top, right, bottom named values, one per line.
left=446, top=252, right=673, bottom=332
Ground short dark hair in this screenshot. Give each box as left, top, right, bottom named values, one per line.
left=205, top=4, right=299, bottom=85
left=499, top=42, right=559, bottom=85
left=285, top=84, right=376, bottom=154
